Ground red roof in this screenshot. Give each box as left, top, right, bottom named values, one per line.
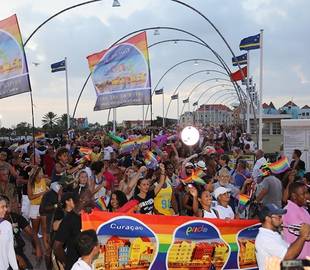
left=196, top=104, right=232, bottom=112
left=301, top=105, right=310, bottom=109
left=283, top=100, right=298, bottom=107
left=262, top=103, right=269, bottom=109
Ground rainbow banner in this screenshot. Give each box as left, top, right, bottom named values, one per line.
left=119, top=135, right=150, bottom=154
left=87, top=32, right=151, bottom=111
left=268, top=156, right=290, bottom=174
left=0, top=15, right=31, bottom=99
left=82, top=211, right=260, bottom=270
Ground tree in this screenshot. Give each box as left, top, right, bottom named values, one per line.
left=42, top=112, right=59, bottom=129
left=15, top=122, right=31, bottom=136
left=57, top=113, right=68, bottom=129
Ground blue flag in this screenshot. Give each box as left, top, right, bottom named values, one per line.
left=239, top=34, right=260, bottom=50
left=155, top=88, right=163, bottom=95
left=51, top=60, right=66, bottom=72
left=232, top=53, right=247, bottom=66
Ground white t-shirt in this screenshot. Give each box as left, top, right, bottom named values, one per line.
left=255, top=227, right=289, bottom=270
left=0, top=220, right=18, bottom=270
left=202, top=208, right=218, bottom=219
left=103, top=146, right=114, bottom=160
left=214, top=205, right=234, bottom=219
left=71, top=258, right=93, bottom=270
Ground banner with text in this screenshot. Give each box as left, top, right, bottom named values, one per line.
left=82, top=211, right=260, bottom=270
left=0, top=14, right=31, bottom=99
left=87, top=32, right=151, bottom=111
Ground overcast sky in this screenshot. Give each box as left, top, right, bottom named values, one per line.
left=0, top=0, right=309, bottom=127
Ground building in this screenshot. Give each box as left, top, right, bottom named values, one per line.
left=122, top=120, right=151, bottom=129
left=262, top=102, right=278, bottom=115
left=191, top=242, right=214, bottom=264
left=193, top=104, right=233, bottom=126
left=299, top=105, right=310, bottom=119
left=212, top=242, right=229, bottom=267
left=168, top=240, right=196, bottom=264
left=129, top=237, right=155, bottom=265
left=118, top=245, right=130, bottom=267
left=105, top=236, right=127, bottom=268
left=238, top=239, right=256, bottom=266
left=279, top=101, right=300, bottom=119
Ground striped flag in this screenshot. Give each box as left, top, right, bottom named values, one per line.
left=51, top=59, right=66, bottom=72
left=171, top=94, right=178, bottom=100
left=239, top=34, right=260, bottom=51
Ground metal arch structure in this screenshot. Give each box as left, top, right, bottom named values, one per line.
left=164, top=69, right=238, bottom=118
left=22, top=0, right=252, bottom=123
left=70, top=26, right=242, bottom=118
left=145, top=37, right=245, bottom=121
left=180, top=83, right=235, bottom=116
left=143, top=57, right=229, bottom=121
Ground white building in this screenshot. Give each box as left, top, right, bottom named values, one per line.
left=193, top=104, right=233, bottom=126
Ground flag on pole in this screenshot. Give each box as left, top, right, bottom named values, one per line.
left=232, top=53, right=247, bottom=66
left=193, top=101, right=198, bottom=106
left=51, top=59, right=66, bottom=72
left=230, top=66, right=247, bottom=81
left=0, top=15, right=31, bottom=99
left=239, top=34, right=260, bottom=51
left=154, top=89, right=163, bottom=95
left=183, top=98, right=189, bottom=104
left=171, top=94, right=178, bottom=100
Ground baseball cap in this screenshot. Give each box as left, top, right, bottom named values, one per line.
left=214, top=187, right=231, bottom=200
left=196, top=160, right=206, bottom=170
left=258, top=203, right=287, bottom=221
left=185, top=162, right=194, bottom=168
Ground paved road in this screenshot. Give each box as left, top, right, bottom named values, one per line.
left=24, top=235, right=46, bottom=270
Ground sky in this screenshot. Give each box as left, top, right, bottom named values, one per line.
left=0, top=0, right=309, bottom=128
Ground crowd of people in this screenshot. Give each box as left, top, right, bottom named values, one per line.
left=0, top=125, right=309, bottom=270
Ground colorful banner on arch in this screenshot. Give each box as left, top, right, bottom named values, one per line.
left=82, top=211, right=260, bottom=270
left=0, top=14, right=31, bottom=99
left=87, top=32, right=151, bottom=111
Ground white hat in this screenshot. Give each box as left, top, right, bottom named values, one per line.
left=50, top=182, right=61, bottom=193
left=185, top=162, right=194, bottom=168
left=214, top=187, right=230, bottom=200
left=196, top=160, right=206, bottom=170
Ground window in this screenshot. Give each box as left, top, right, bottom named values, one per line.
left=263, top=122, right=270, bottom=135
left=307, top=112, right=310, bottom=116
left=302, top=112, right=305, bottom=116
left=272, top=122, right=281, bottom=135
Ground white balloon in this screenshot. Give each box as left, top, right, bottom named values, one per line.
left=181, top=126, right=200, bottom=146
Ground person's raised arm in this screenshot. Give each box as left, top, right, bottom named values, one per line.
left=154, top=163, right=166, bottom=196
left=189, top=186, right=200, bottom=217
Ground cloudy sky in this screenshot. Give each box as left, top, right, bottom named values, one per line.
left=0, top=0, right=309, bottom=127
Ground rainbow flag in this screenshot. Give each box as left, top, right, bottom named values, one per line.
left=95, top=196, right=107, bottom=211
left=269, top=156, right=290, bottom=174
left=119, top=136, right=150, bottom=154
left=35, top=132, right=45, bottom=140
left=79, top=147, right=92, bottom=155
left=116, top=200, right=139, bottom=213
left=182, top=168, right=206, bottom=185
left=144, top=151, right=158, bottom=169
left=107, top=132, right=125, bottom=144
left=238, top=194, right=250, bottom=206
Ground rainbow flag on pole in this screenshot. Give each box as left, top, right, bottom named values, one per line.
left=268, top=156, right=290, bottom=174
left=95, top=196, right=107, bottom=211
left=119, top=136, right=150, bottom=154
left=182, top=168, right=206, bottom=185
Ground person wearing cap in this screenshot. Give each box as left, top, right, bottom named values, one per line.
left=196, top=160, right=207, bottom=171
left=255, top=203, right=310, bottom=270
left=213, top=186, right=235, bottom=219
left=180, top=153, right=198, bottom=179
left=283, top=182, right=310, bottom=259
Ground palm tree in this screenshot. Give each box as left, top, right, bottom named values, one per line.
left=57, top=113, right=68, bottom=129
left=42, top=112, right=59, bottom=129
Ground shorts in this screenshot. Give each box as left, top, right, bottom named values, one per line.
left=21, top=195, right=30, bottom=220
left=29, top=205, right=40, bottom=219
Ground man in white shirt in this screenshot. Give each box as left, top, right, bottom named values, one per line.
left=0, top=195, right=18, bottom=270
left=71, top=229, right=100, bottom=270
left=255, top=203, right=310, bottom=270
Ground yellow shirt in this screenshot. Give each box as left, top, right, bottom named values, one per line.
left=30, top=178, right=47, bottom=205
left=154, top=183, right=174, bottom=216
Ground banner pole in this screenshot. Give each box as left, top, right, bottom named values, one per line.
left=258, top=29, right=264, bottom=149
left=30, top=91, right=36, bottom=164
left=162, top=92, right=165, bottom=127
left=142, top=105, right=145, bottom=128
left=113, top=108, right=116, bottom=133
left=65, top=57, right=70, bottom=130
left=177, top=96, right=180, bottom=125
left=246, top=51, right=250, bottom=134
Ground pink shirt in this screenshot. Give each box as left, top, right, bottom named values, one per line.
left=283, top=200, right=310, bottom=259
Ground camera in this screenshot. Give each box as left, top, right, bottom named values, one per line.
left=281, top=260, right=310, bottom=270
